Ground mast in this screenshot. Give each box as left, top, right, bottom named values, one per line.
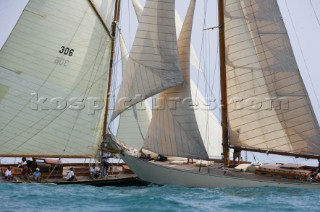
left=218, top=0, right=229, bottom=166
left=102, top=0, right=121, bottom=140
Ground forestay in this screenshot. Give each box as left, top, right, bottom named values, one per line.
left=143, top=0, right=209, bottom=160
left=0, top=0, right=115, bottom=157
left=111, top=0, right=183, bottom=120
left=225, top=0, right=320, bottom=154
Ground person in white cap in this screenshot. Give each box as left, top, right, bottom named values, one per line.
left=33, top=168, right=41, bottom=182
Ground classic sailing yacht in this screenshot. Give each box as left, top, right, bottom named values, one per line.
left=0, top=0, right=144, bottom=186
left=111, top=0, right=320, bottom=188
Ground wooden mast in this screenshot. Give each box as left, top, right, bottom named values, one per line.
left=218, top=0, right=229, bottom=167
left=102, top=0, right=121, bottom=141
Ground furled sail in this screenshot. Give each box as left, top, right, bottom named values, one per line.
left=116, top=35, right=152, bottom=149
left=225, top=0, right=320, bottom=155
left=112, top=0, right=183, bottom=120
left=143, top=0, right=209, bottom=159
left=0, top=0, right=115, bottom=157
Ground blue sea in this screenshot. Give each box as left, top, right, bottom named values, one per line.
left=1, top=183, right=319, bottom=212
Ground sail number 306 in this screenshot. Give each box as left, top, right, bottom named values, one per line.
left=59, top=46, right=74, bottom=56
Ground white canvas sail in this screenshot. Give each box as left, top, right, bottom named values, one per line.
left=91, top=0, right=116, bottom=26
left=0, top=0, right=115, bottom=157
left=225, top=0, right=320, bottom=154
left=143, top=0, right=208, bottom=159
left=130, top=0, right=220, bottom=156
left=112, top=0, right=183, bottom=120
left=131, top=0, right=201, bottom=72
left=116, top=35, right=152, bottom=149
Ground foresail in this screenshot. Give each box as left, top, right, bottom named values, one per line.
left=111, top=0, right=183, bottom=120
left=116, top=35, right=152, bottom=149
left=143, top=0, right=208, bottom=159
left=0, top=0, right=114, bottom=157
left=191, top=81, right=222, bottom=158
left=225, top=0, right=320, bottom=155
left=131, top=0, right=201, bottom=73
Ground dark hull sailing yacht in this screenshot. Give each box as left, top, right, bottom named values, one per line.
left=110, top=0, right=320, bottom=189
left=0, top=0, right=145, bottom=186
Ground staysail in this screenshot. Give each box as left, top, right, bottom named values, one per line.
left=131, top=0, right=201, bottom=73
left=225, top=0, right=320, bottom=155
left=111, top=0, right=183, bottom=120
left=0, top=0, right=115, bottom=157
left=143, top=0, right=209, bottom=159
left=116, top=35, right=152, bottom=149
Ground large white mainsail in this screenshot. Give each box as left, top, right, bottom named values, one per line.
left=225, top=0, right=320, bottom=154
left=143, top=0, right=208, bottom=159
left=0, top=0, right=115, bottom=157
left=111, top=0, right=183, bottom=120
left=116, top=35, right=152, bottom=149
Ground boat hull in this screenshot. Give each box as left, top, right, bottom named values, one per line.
left=121, top=154, right=320, bottom=189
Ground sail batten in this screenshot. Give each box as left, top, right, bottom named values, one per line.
left=225, top=0, right=320, bottom=155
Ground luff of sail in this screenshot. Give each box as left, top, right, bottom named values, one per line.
left=143, top=0, right=209, bottom=160
left=116, top=35, right=152, bottom=149
left=225, top=0, right=320, bottom=155
left=0, top=0, right=115, bottom=157
left=111, top=0, right=183, bottom=120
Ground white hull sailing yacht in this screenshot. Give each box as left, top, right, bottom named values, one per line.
left=111, top=0, right=320, bottom=189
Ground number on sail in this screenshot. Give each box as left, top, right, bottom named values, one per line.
left=59, top=46, right=74, bottom=56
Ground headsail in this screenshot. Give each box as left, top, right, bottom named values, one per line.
left=112, top=0, right=183, bottom=120
left=131, top=0, right=202, bottom=73
left=116, top=35, right=152, bottom=149
left=143, top=0, right=209, bottom=159
left=225, top=0, right=320, bottom=155
left=0, top=0, right=115, bottom=157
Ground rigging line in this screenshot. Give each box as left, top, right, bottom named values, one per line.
left=285, top=0, right=320, bottom=115
left=62, top=37, right=109, bottom=157
left=128, top=0, right=132, bottom=50
left=310, top=0, right=320, bottom=27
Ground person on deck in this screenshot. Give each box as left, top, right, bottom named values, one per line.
left=233, top=147, right=242, bottom=165
left=22, top=165, right=32, bottom=181
left=66, top=168, right=75, bottom=181
left=90, top=164, right=100, bottom=179
left=33, top=168, right=41, bottom=183
left=18, top=157, right=27, bottom=168
left=5, top=166, right=14, bottom=181
left=101, top=152, right=111, bottom=177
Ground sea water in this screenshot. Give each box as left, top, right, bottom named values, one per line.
left=1, top=183, right=319, bottom=212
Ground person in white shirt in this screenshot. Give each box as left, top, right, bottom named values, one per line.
left=18, top=157, right=27, bottom=168
left=5, top=166, right=13, bottom=181
left=90, top=164, right=100, bottom=178
left=66, top=168, right=75, bottom=181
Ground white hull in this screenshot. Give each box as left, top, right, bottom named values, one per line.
left=121, top=154, right=320, bottom=189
